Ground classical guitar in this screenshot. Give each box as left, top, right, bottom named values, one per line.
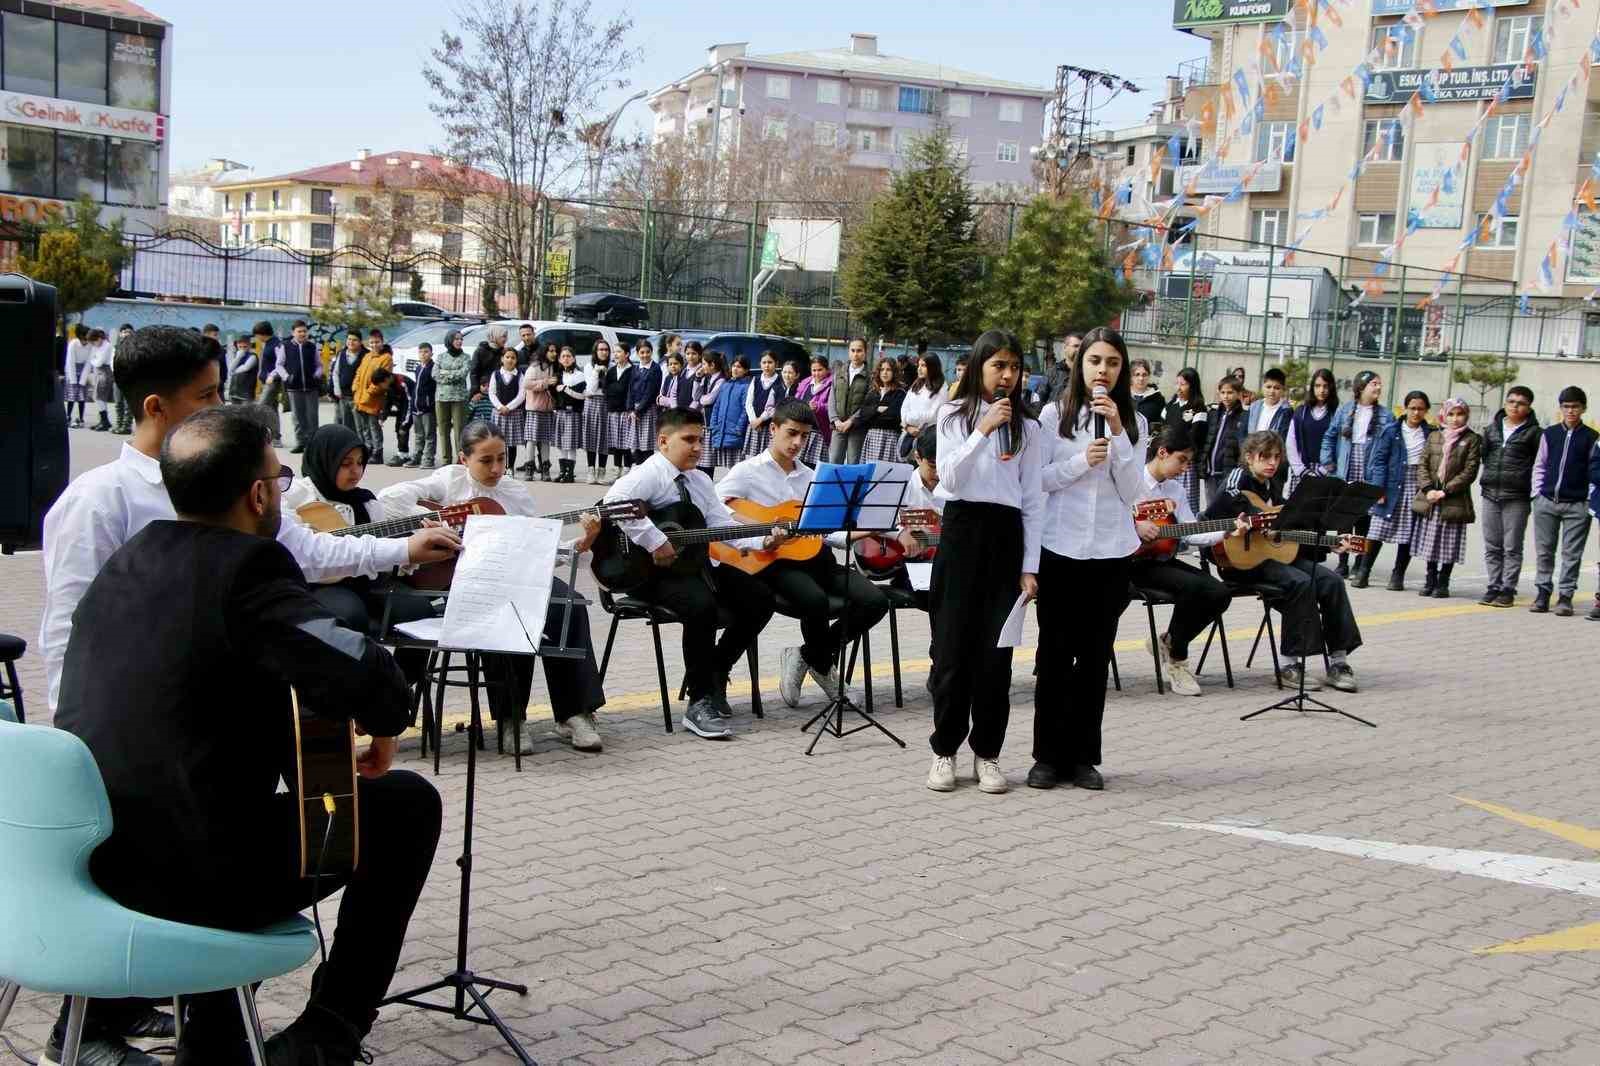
left=590, top=500, right=827, bottom=592
left=1131, top=498, right=1275, bottom=561
left=289, top=687, right=358, bottom=878
left=1208, top=491, right=1369, bottom=571
left=707, top=499, right=825, bottom=575
left=853, top=509, right=941, bottom=574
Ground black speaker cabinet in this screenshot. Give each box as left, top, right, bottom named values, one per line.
left=0, top=274, right=67, bottom=553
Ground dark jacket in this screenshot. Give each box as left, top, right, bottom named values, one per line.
left=412, top=361, right=436, bottom=415
left=1201, top=403, right=1243, bottom=478
left=1163, top=399, right=1208, bottom=455
left=1478, top=410, right=1540, bottom=501
left=334, top=350, right=362, bottom=400
left=1134, top=389, right=1167, bottom=432
left=1202, top=467, right=1329, bottom=564
left=1536, top=422, right=1599, bottom=503
left=856, top=386, right=905, bottom=431
left=383, top=372, right=412, bottom=428
left=657, top=370, right=694, bottom=410
left=1365, top=419, right=1435, bottom=520
left=1415, top=429, right=1483, bottom=524
left=1237, top=398, right=1292, bottom=449
left=54, top=521, right=409, bottom=917
left=627, top=362, right=662, bottom=414
left=471, top=342, right=504, bottom=395
left=276, top=338, right=323, bottom=392
left=256, top=334, right=279, bottom=382
left=603, top=364, right=634, bottom=413
left=709, top=376, right=751, bottom=448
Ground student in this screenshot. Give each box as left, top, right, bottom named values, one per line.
left=409, top=341, right=437, bottom=468
left=1320, top=371, right=1393, bottom=578
left=743, top=350, right=783, bottom=457
left=378, top=421, right=608, bottom=754
left=1033, top=325, right=1144, bottom=792
left=656, top=350, right=693, bottom=415
left=828, top=337, right=873, bottom=463
left=1204, top=430, right=1363, bottom=692
left=1359, top=390, right=1433, bottom=589
left=277, top=319, right=324, bottom=451
left=693, top=349, right=728, bottom=476
left=947, top=354, right=968, bottom=399
left=1200, top=375, right=1244, bottom=508
left=488, top=346, right=527, bottom=473
left=1529, top=386, right=1597, bottom=615
left=857, top=356, right=906, bottom=464
left=1412, top=398, right=1483, bottom=598
left=63, top=323, right=90, bottom=426
left=1239, top=367, right=1292, bottom=455
left=253, top=320, right=284, bottom=445
left=601, top=407, right=779, bottom=739
left=1162, top=367, right=1208, bottom=513
left=433, top=329, right=473, bottom=461
left=581, top=340, right=614, bottom=483
left=891, top=424, right=944, bottom=617
left=707, top=354, right=752, bottom=472
left=602, top=340, right=637, bottom=474
left=1286, top=368, right=1338, bottom=494
left=521, top=342, right=558, bottom=479
left=794, top=355, right=833, bottom=465
left=683, top=339, right=707, bottom=412
left=625, top=340, right=663, bottom=467
left=351, top=337, right=392, bottom=463
left=1477, top=385, right=1539, bottom=606
left=900, top=352, right=946, bottom=459
left=927, top=329, right=1043, bottom=796
left=718, top=400, right=889, bottom=709
left=1130, top=424, right=1252, bottom=697
left=331, top=329, right=365, bottom=429
left=551, top=346, right=586, bottom=483
left=381, top=361, right=414, bottom=466
left=111, top=322, right=136, bottom=433
left=225, top=333, right=258, bottom=404
left=85, top=327, right=116, bottom=431
left=1130, top=358, right=1166, bottom=432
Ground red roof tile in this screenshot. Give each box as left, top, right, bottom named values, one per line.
left=253, top=151, right=508, bottom=195
left=52, top=0, right=169, bottom=25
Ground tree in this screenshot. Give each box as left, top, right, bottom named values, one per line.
left=15, top=196, right=127, bottom=327
left=758, top=295, right=804, bottom=338
left=1453, top=353, right=1520, bottom=413
left=409, top=270, right=427, bottom=301
left=344, top=173, right=443, bottom=267
left=482, top=276, right=502, bottom=319
left=424, top=0, right=641, bottom=311
left=840, top=127, right=981, bottom=343
left=976, top=193, right=1134, bottom=356
left=311, top=268, right=393, bottom=335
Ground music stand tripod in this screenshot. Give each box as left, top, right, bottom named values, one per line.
left=1241, top=476, right=1381, bottom=728
left=795, top=465, right=909, bottom=755
left=380, top=550, right=588, bottom=1066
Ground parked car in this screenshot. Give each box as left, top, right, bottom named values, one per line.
left=557, top=291, right=649, bottom=328
left=394, top=319, right=649, bottom=380
left=391, top=300, right=454, bottom=319
left=695, top=332, right=811, bottom=377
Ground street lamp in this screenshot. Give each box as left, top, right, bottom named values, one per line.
left=584, top=89, right=649, bottom=202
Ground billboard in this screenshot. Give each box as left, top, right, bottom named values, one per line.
left=1364, top=65, right=1536, bottom=105
left=1177, top=162, right=1283, bottom=195
left=1566, top=211, right=1600, bottom=285
left=1407, top=143, right=1467, bottom=230
left=1173, top=0, right=1291, bottom=29
left=1372, top=0, right=1527, bottom=13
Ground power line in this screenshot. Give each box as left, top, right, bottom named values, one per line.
left=1040, top=64, right=1143, bottom=190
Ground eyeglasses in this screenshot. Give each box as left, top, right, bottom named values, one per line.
left=262, top=464, right=293, bottom=492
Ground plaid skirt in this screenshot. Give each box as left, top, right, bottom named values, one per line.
left=525, top=409, right=555, bottom=444
left=64, top=374, right=88, bottom=403
left=743, top=422, right=771, bottom=456
left=1367, top=464, right=1419, bottom=544
left=1346, top=442, right=1367, bottom=484
left=582, top=395, right=609, bottom=452
left=493, top=407, right=528, bottom=445
left=553, top=409, right=583, bottom=451
left=712, top=444, right=746, bottom=468
left=799, top=431, right=825, bottom=466
left=93, top=366, right=114, bottom=403
left=860, top=428, right=902, bottom=465
left=1415, top=511, right=1467, bottom=565
left=622, top=408, right=659, bottom=452
left=605, top=411, right=633, bottom=451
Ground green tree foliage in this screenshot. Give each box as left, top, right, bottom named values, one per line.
left=839, top=127, right=980, bottom=343
left=977, top=194, right=1133, bottom=356
left=409, top=270, right=427, bottom=301
left=16, top=197, right=127, bottom=325
left=757, top=295, right=804, bottom=339
left=1452, top=352, right=1520, bottom=413
left=312, top=268, right=394, bottom=335
left=482, top=276, right=502, bottom=320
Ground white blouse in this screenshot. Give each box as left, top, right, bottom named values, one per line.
left=1401, top=423, right=1427, bottom=464
left=932, top=400, right=1044, bottom=573
left=1037, top=402, right=1144, bottom=561
left=900, top=386, right=943, bottom=433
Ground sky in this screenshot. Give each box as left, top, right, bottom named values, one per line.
left=159, top=0, right=1205, bottom=181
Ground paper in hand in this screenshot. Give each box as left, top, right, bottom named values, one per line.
left=995, top=591, right=1031, bottom=649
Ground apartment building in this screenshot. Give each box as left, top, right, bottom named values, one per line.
left=647, top=33, right=1051, bottom=186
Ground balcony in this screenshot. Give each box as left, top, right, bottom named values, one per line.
left=1177, top=57, right=1217, bottom=90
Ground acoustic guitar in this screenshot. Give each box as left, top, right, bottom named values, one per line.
left=289, top=687, right=358, bottom=878
left=1131, top=498, right=1275, bottom=561
left=708, top=499, right=826, bottom=575
left=1208, top=490, right=1370, bottom=572
left=590, top=500, right=825, bottom=592
left=853, top=509, right=941, bottom=574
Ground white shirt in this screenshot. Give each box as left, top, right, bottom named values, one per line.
left=1037, top=402, right=1142, bottom=560
left=85, top=339, right=114, bottom=370
left=603, top=452, right=761, bottom=560
left=1353, top=404, right=1375, bottom=445
left=847, top=362, right=866, bottom=384
left=1140, top=467, right=1227, bottom=547
left=893, top=470, right=944, bottom=537
left=377, top=463, right=591, bottom=550
left=1251, top=399, right=1284, bottom=432
left=284, top=477, right=359, bottom=527
left=932, top=400, right=1044, bottom=573
left=1285, top=407, right=1328, bottom=474
left=64, top=337, right=85, bottom=376
left=1401, top=422, right=1428, bottom=464
left=717, top=450, right=847, bottom=549
left=900, top=386, right=942, bottom=433
left=40, top=444, right=410, bottom=713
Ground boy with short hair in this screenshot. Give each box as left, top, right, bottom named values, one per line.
left=1530, top=385, right=1597, bottom=615
left=410, top=342, right=438, bottom=468
left=1478, top=385, right=1539, bottom=607
left=1201, top=376, right=1244, bottom=508
left=1202, top=430, right=1364, bottom=692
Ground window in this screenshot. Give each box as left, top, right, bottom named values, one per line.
left=1482, top=114, right=1531, bottom=159
left=766, top=75, right=790, bottom=99
left=720, top=86, right=736, bottom=108
left=1126, top=145, right=1137, bottom=167
left=353, top=195, right=372, bottom=216
left=2, top=125, right=54, bottom=197
left=1362, top=119, right=1404, bottom=161
left=311, top=188, right=334, bottom=215
left=109, top=32, right=160, bottom=110
left=946, top=93, right=971, bottom=118
left=764, top=117, right=788, bottom=141
left=1254, top=121, right=1296, bottom=162
left=952, top=137, right=969, bottom=160
left=814, top=121, right=838, bottom=146
left=243, top=191, right=255, bottom=212
left=816, top=79, right=840, bottom=105
left=1357, top=212, right=1396, bottom=246
left=1371, top=24, right=1418, bottom=70
left=1494, top=16, right=1543, bottom=65
left=56, top=132, right=105, bottom=201
left=269, top=222, right=279, bottom=240
left=855, top=86, right=880, bottom=110
left=393, top=194, right=415, bottom=218
left=851, top=127, right=879, bottom=152
left=223, top=193, right=233, bottom=212
left=998, top=99, right=1023, bottom=123
left=898, top=86, right=937, bottom=114
left=1477, top=213, right=1518, bottom=248
left=242, top=223, right=252, bottom=242
left=271, top=189, right=281, bottom=210
left=1252, top=209, right=1287, bottom=245
left=310, top=222, right=335, bottom=250
left=441, top=199, right=464, bottom=224
left=107, top=139, right=158, bottom=206
left=893, top=128, right=915, bottom=155
left=997, top=141, right=1020, bottom=163
left=441, top=231, right=463, bottom=259
left=1269, top=30, right=1305, bottom=73
left=57, top=23, right=108, bottom=104
left=4, top=14, right=54, bottom=96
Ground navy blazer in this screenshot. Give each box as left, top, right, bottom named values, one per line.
left=1237, top=398, right=1293, bottom=450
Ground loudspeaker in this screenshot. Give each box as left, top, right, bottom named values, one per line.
left=0, top=273, right=67, bottom=553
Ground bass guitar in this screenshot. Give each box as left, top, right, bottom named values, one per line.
left=853, top=508, right=940, bottom=574
left=1131, top=498, right=1275, bottom=561
left=289, top=687, right=358, bottom=878
left=590, top=500, right=820, bottom=592
left=708, top=499, right=826, bottom=575
left=1209, top=491, right=1369, bottom=572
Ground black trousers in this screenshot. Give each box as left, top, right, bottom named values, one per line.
left=1253, top=558, right=1362, bottom=659
left=1128, top=557, right=1232, bottom=661
left=482, top=577, right=605, bottom=723
left=889, top=570, right=934, bottom=658
left=1034, top=551, right=1131, bottom=769
left=312, top=581, right=432, bottom=683
left=630, top=563, right=774, bottom=700
left=57, top=771, right=442, bottom=1047
left=928, top=501, right=1021, bottom=760
left=761, top=551, right=888, bottom=672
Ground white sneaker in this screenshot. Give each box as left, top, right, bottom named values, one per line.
left=805, top=658, right=835, bottom=693
left=974, top=756, right=1009, bottom=794
left=556, top=711, right=603, bottom=752
left=587, top=468, right=599, bottom=484
left=926, top=755, right=957, bottom=792
left=1165, top=658, right=1202, bottom=697
left=779, top=646, right=807, bottom=707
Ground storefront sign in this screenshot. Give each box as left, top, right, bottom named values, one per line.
left=1173, top=0, right=1291, bottom=29
left=0, top=90, right=164, bottom=142
left=1407, top=143, right=1467, bottom=229
left=1372, top=0, right=1527, bottom=14
left=1364, top=65, right=1536, bottom=104
left=1177, top=161, right=1283, bottom=194
left=0, top=194, right=68, bottom=224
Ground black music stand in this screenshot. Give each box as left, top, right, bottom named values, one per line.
left=380, top=549, right=589, bottom=1066
left=1241, top=477, right=1381, bottom=728
left=795, top=464, right=909, bottom=755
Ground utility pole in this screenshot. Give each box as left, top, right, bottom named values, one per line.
left=1037, top=64, right=1142, bottom=195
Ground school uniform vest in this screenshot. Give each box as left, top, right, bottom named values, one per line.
left=493, top=369, right=522, bottom=406
left=1537, top=422, right=1599, bottom=503
left=749, top=374, right=779, bottom=416
left=603, top=365, right=633, bottom=411
left=626, top=363, right=661, bottom=412
left=1290, top=405, right=1333, bottom=469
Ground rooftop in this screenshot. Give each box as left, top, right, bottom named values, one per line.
left=230, top=151, right=507, bottom=195
left=52, top=0, right=168, bottom=25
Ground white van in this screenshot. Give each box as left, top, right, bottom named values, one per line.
left=394, top=319, right=654, bottom=380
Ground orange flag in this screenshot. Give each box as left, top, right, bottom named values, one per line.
left=1363, top=277, right=1385, bottom=298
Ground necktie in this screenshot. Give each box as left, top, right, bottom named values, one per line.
left=674, top=473, right=691, bottom=505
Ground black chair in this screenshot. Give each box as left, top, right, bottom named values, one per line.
left=0, top=633, right=25, bottom=724
left=596, top=588, right=762, bottom=733
left=1197, top=576, right=1284, bottom=687
left=1125, top=581, right=1235, bottom=696
left=373, top=582, right=449, bottom=760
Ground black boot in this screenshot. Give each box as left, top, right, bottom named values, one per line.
left=560, top=459, right=575, bottom=483
left=540, top=458, right=553, bottom=481
left=1350, top=545, right=1381, bottom=588
left=1419, top=562, right=1438, bottom=596
left=1385, top=545, right=1411, bottom=590
left=1433, top=563, right=1453, bottom=598
left=1335, top=554, right=1350, bottom=578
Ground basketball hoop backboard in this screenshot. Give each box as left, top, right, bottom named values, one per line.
left=760, top=217, right=842, bottom=272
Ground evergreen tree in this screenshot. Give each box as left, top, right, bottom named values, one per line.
left=757, top=295, right=804, bottom=338
left=16, top=197, right=127, bottom=328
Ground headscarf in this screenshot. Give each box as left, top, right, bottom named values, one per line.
left=301, top=424, right=375, bottom=525
left=1436, top=397, right=1471, bottom=482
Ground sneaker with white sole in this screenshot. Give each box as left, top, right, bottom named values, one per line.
left=974, top=756, right=1008, bottom=794
left=804, top=657, right=835, bottom=694
left=926, top=755, right=957, bottom=791
left=1165, top=658, right=1202, bottom=697
left=682, top=699, right=732, bottom=739
left=779, top=646, right=807, bottom=707
left=556, top=711, right=603, bottom=752
left=1278, top=663, right=1323, bottom=691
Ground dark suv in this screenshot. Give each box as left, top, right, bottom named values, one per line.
left=677, top=332, right=811, bottom=376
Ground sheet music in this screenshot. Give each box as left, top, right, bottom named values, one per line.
left=858, top=462, right=912, bottom=531
left=904, top=561, right=933, bottom=592
left=439, top=515, right=561, bottom=654
left=394, top=616, right=445, bottom=643
left=996, top=592, right=1031, bottom=649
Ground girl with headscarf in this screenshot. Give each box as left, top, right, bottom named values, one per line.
left=433, top=329, right=473, bottom=459
left=1411, top=398, right=1483, bottom=598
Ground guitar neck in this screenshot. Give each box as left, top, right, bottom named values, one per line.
left=666, top=522, right=798, bottom=545
left=1159, top=519, right=1241, bottom=540
left=1275, top=530, right=1349, bottom=549
left=336, top=504, right=602, bottom=540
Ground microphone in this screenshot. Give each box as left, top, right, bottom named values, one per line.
left=1092, top=384, right=1108, bottom=440
left=993, top=387, right=1012, bottom=460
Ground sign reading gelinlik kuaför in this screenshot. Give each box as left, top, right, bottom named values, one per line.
left=1173, top=0, right=1291, bottom=29
left=1363, top=65, right=1536, bottom=105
